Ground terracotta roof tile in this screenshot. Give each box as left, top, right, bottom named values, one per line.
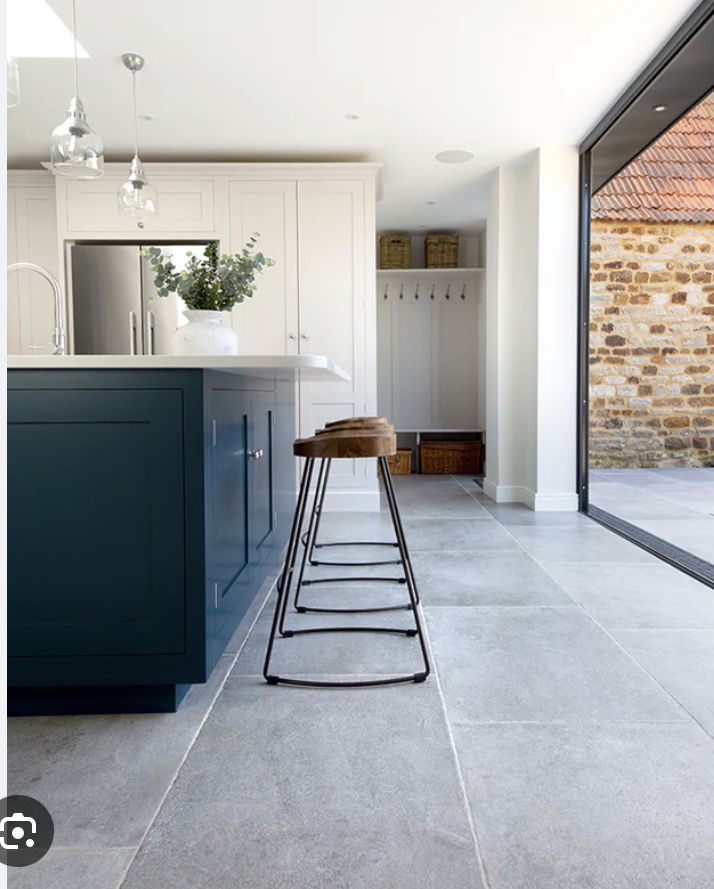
left=592, top=93, right=714, bottom=223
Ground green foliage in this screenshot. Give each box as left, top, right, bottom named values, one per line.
left=143, top=236, right=274, bottom=311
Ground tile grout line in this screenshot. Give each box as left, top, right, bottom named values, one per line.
left=414, top=603, right=492, bottom=885
left=115, top=575, right=278, bottom=889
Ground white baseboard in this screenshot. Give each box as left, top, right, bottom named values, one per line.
left=322, top=489, right=381, bottom=512
left=531, top=492, right=579, bottom=512
left=483, top=479, right=578, bottom=512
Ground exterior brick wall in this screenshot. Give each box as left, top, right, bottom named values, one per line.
left=589, top=220, right=714, bottom=468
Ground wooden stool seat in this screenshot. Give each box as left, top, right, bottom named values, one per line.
left=294, top=430, right=397, bottom=459
left=324, top=416, right=391, bottom=430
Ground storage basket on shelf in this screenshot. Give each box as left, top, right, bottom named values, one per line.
left=420, top=440, right=482, bottom=475
left=378, top=448, right=413, bottom=476
left=379, top=234, right=411, bottom=269
left=425, top=233, right=459, bottom=268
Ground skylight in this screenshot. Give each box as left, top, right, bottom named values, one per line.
left=7, top=0, right=89, bottom=58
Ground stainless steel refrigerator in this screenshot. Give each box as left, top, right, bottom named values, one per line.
left=71, top=244, right=205, bottom=355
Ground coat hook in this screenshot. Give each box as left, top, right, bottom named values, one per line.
left=399, top=283, right=404, bottom=300
left=429, top=284, right=435, bottom=301
left=445, top=284, right=451, bottom=300
left=414, top=283, right=419, bottom=300
left=460, top=283, right=466, bottom=300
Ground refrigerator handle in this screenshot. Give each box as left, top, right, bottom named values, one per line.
left=128, top=311, right=138, bottom=355
left=146, top=311, right=156, bottom=355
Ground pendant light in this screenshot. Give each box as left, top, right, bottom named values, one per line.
left=117, top=53, right=157, bottom=218
left=46, top=0, right=103, bottom=178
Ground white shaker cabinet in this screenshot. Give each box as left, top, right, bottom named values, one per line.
left=227, top=180, right=299, bottom=356
left=6, top=173, right=60, bottom=355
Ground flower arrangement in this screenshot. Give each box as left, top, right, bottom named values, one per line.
left=143, top=237, right=274, bottom=312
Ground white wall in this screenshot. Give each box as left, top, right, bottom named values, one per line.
left=484, top=148, right=579, bottom=511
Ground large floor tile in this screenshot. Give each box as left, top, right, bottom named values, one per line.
left=400, top=518, right=518, bottom=552
left=544, top=562, right=714, bottom=629
left=8, top=846, right=134, bottom=889
left=612, top=630, right=714, bottom=738
left=479, top=501, right=588, bottom=526
left=392, top=493, right=492, bottom=519
left=234, top=592, right=426, bottom=678
left=411, top=550, right=572, bottom=606
left=453, top=721, right=714, bottom=889
left=121, top=678, right=485, bottom=889
left=505, top=524, right=657, bottom=563
left=425, top=606, right=686, bottom=723
left=7, top=654, right=234, bottom=848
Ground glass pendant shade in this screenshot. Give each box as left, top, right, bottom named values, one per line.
left=7, top=56, right=20, bottom=108
left=117, top=156, right=158, bottom=217
left=48, top=96, right=104, bottom=178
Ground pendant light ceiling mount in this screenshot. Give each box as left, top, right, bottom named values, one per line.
left=121, top=53, right=145, bottom=74
left=117, top=51, right=158, bottom=218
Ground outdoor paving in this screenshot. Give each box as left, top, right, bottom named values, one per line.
left=589, top=467, right=714, bottom=565
left=8, top=475, right=714, bottom=889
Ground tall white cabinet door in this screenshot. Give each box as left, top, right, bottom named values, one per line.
left=6, top=181, right=59, bottom=355
left=227, top=181, right=299, bottom=356
left=297, top=179, right=376, bottom=497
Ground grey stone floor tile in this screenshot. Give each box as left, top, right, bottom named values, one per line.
left=223, top=572, right=277, bottom=654
left=401, top=517, right=519, bottom=552
left=612, top=630, right=714, bottom=738
left=392, top=494, right=492, bottom=519
left=544, top=562, right=714, bottom=629
left=234, top=592, right=426, bottom=677
left=411, top=550, right=572, bottom=606
left=479, top=501, right=588, bottom=526
left=505, top=524, right=658, bottom=563
left=589, top=483, right=705, bottom=520
left=453, top=721, right=714, bottom=889
left=7, top=654, right=234, bottom=848
left=121, top=678, right=485, bottom=889
left=425, top=606, right=687, bottom=723
left=7, top=846, right=135, bottom=889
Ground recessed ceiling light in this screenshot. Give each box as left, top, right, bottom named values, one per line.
left=652, top=104, right=668, bottom=112
left=345, top=113, right=360, bottom=120
left=435, top=150, right=474, bottom=164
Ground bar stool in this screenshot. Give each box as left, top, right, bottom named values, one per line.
left=263, top=422, right=430, bottom=688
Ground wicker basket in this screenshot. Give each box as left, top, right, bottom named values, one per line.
left=420, top=441, right=482, bottom=475
left=378, top=448, right=413, bottom=476
left=425, top=234, right=459, bottom=268
left=379, top=234, right=411, bottom=269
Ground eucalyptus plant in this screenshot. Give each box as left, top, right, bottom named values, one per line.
left=143, top=237, right=274, bottom=312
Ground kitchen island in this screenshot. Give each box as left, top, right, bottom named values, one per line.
left=7, top=355, right=348, bottom=714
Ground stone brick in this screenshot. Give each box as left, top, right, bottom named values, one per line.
left=605, top=335, right=627, bottom=347
left=663, top=416, right=690, bottom=428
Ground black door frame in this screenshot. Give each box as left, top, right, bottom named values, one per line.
left=577, top=0, right=714, bottom=586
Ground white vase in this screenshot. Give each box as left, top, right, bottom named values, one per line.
left=170, top=310, right=239, bottom=356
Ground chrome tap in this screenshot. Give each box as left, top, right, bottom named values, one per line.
left=7, top=262, right=67, bottom=355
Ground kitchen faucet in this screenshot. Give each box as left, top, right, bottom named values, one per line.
left=7, top=262, right=67, bottom=355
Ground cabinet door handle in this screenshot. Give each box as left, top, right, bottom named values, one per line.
left=301, top=333, right=310, bottom=340
left=248, top=448, right=264, bottom=460
left=146, top=311, right=156, bottom=355
left=288, top=333, right=297, bottom=340
left=128, top=311, right=138, bottom=355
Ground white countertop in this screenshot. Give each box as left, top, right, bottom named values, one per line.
left=7, top=353, right=349, bottom=382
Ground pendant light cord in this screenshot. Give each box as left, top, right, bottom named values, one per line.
left=71, top=0, right=79, bottom=98
left=132, top=70, right=139, bottom=159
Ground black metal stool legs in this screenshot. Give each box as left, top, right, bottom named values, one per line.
left=263, top=456, right=430, bottom=688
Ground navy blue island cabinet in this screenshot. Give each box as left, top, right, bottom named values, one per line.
left=7, top=369, right=296, bottom=714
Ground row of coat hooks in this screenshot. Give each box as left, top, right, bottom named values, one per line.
left=382, top=283, right=467, bottom=301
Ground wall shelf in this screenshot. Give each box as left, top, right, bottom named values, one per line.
left=377, top=267, right=484, bottom=276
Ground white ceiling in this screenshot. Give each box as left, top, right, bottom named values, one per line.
left=7, top=0, right=700, bottom=232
